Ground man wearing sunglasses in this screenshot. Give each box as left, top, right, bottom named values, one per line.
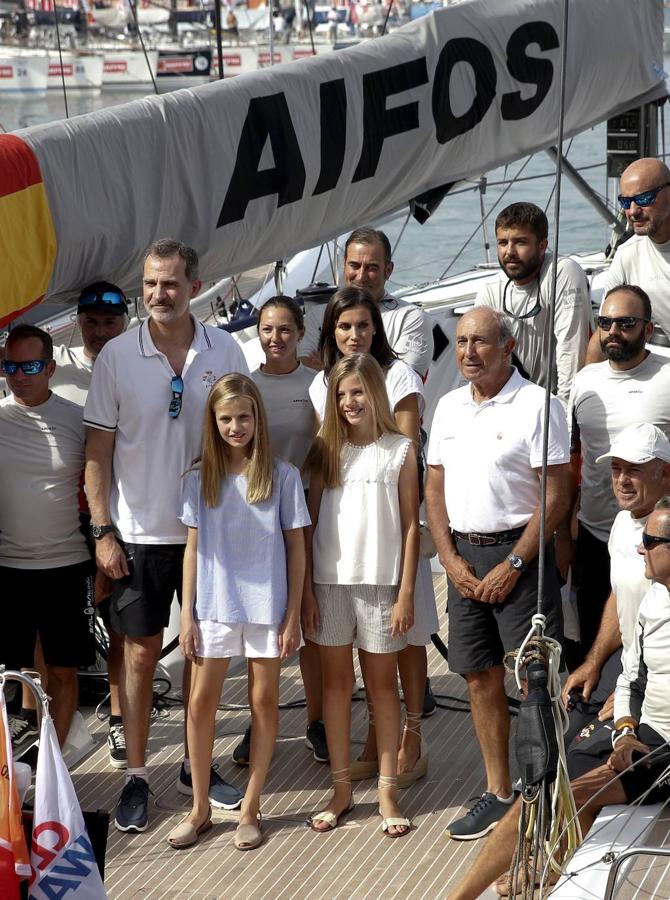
left=587, top=157, right=670, bottom=363
left=450, top=495, right=670, bottom=900
left=561, top=423, right=670, bottom=751
left=475, top=202, right=592, bottom=411
left=84, top=239, right=249, bottom=834
left=568, top=285, right=670, bottom=663
left=0, top=325, right=96, bottom=748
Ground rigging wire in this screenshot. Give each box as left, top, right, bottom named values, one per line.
left=127, top=0, right=159, bottom=94
left=380, top=0, right=394, bottom=36
left=303, top=0, right=317, bottom=56
left=51, top=0, right=69, bottom=119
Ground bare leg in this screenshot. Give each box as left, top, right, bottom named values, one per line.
left=239, top=657, right=281, bottom=832
left=299, top=639, right=323, bottom=723
left=185, top=657, right=229, bottom=824
left=120, top=633, right=162, bottom=769
left=106, top=627, right=124, bottom=717
left=312, top=644, right=354, bottom=830
left=466, top=666, right=512, bottom=797
left=450, top=767, right=629, bottom=900
left=397, top=644, right=426, bottom=772
left=361, top=649, right=408, bottom=835
left=356, top=650, right=377, bottom=762
left=182, top=658, right=192, bottom=759
left=47, top=666, right=78, bottom=746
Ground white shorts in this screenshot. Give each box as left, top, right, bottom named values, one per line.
left=197, top=620, right=288, bottom=659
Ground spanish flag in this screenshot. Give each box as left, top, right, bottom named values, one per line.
left=0, top=688, right=31, bottom=900
left=0, top=134, right=57, bottom=327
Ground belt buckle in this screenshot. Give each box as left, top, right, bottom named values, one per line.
left=468, top=533, right=481, bottom=546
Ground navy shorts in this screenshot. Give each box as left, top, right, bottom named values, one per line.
left=109, top=542, right=184, bottom=638
left=0, top=560, right=96, bottom=669
left=569, top=722, right=670, bottom=804
left=446, top=537, right=563, bottom=675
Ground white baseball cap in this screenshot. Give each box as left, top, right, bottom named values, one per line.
left=596, top=422, right=670, bottom=465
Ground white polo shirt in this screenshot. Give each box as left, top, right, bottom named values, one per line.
left=608, top=510, right=648, bottom=653
left=0, top=393, right=90, bottom=569
left=426, top=367, right=569, bottom=532
left=50, top=344, right=94, bottom=407
left=568, top=352, right=670, bottom=543
left=84, top=317, right=248, bottom=544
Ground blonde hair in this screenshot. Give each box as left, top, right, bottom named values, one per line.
left=199, top=374, right=273, bottom=505
left=305, top=353, right=401, bottom=488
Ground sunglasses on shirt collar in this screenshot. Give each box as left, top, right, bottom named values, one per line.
left=169, top=375, right=184, bottom=419
left=1, top=359, right=50, bottom=376
left=617, top=182, right=670, bottom=210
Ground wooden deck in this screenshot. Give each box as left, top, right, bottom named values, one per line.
left=68, top=576, right=670, bottom=899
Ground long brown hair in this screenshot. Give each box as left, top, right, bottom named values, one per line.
left=318, top=287, right=397, bottom=374
left=199, top=374, right=274, bottom=505
left=305, top=353, right=401, bottom=488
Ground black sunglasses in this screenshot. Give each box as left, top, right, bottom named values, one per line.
left=641, top=531, right=670, bottom=550
left=597, top=315, right=649, bottom=332
left=1, top=359, right=49, bottom=375
left=78, top=290, right=127, bottom=309
left=617, top=182, right=670, bottom=210
left=169, top=375, right=184, bottom=419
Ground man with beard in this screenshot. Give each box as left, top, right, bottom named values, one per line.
left=475, top=202, right=592, bottom=411
left=568, top=285, right=670, bottom=659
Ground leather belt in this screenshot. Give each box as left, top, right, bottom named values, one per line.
left=453, top=526, right=525, bottom=547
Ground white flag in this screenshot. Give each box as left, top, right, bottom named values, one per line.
left=29, top=714, right=107, bottom=900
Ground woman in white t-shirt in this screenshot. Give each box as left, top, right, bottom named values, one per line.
left=309, top=287, right=437, bottom=788
left=303, top=353, right=419, bottom=838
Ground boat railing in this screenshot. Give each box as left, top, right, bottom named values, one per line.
left=603, top=846, right=670, bottom=900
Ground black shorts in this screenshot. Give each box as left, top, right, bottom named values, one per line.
left=574, top=523, right=611, bottom=661
left=109, top=542, right=184, bottom=638
left=568, top=722, right=670, bottom=804
left=0, top=561, right=96, bottom=669
left=446, top=537, right=563, bottom=675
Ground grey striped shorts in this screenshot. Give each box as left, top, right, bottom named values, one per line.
left=312, top=583, right=407, bottom=654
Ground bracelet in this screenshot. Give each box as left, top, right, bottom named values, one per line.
left=612, top=726, right=637, bottom=748
left=614, top=717, right=638, bottom=731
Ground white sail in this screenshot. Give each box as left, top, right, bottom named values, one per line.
left=0, top=0, right=664, bottom=321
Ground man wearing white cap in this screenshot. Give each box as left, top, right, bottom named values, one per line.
left=562, top=422, right=670, bottom=747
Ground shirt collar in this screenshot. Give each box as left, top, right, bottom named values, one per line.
left=462, top=366, right=525, bottom=407
left=137, top=315, right=212, bottom=358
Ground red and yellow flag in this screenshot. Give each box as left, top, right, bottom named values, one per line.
left=0, top=689, right=31, bottom=899
left=0, top=134, right=57, bottom=327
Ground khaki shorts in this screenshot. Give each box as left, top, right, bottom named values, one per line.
left=312, top=584, right=406, bottom=654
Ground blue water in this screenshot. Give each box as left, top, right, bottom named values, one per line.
left=3, top=63, right=668, bottom=290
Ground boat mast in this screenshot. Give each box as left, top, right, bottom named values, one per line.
left=544, top=147, right=625, bottom=235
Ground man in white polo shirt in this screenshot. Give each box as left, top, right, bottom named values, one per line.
left=425, top=306, right=571, bottom=841
left=568, top=285, right=670, bottom=662
left=84, top=239, right=249, bottom=833
left=0, top=324, right=96, bottom=747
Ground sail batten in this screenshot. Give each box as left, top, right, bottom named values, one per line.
left=0, top=0, right=665, bottom=317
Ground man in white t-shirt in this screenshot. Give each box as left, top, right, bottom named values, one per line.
left=568, top=285, right=670, bottom=661
left=475, top=202, right=591, bottom=410
left=561, top=423, right=670, bottom=748
left=300, top=226, right=434, bottom=377
left=84, top=239, right=249, bottom=833
left=587, top=157, right=670, bottom=362
left=425, top=307, right=571, bottom=841
left=50, top=281, right=129, bottom=407
left=0, top=324, right=96, bottom=747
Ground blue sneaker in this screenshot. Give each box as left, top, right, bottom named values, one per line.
left=445, top=792, right=513, bottom=841
left=177, top=763, right=243, bottom=810
left=423, top=678, right=437, bottom=718
left=115, top=776, right=151, bottom=833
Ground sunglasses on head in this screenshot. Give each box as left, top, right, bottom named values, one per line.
left=1, top=359, right=49, bottom=376
left=617, top=182, right=670, bottom=210
left=169, top=375, right=184, bottom=419
left=78, top=290, right=126, bottom=309
left=641, top=531, right=670, bottom=550
left=597, top=315, right=649, bottom=332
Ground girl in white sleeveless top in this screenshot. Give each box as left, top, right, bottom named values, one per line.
left=303, top=353, right=419, bottom=839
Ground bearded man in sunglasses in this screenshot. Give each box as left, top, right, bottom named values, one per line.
left=568, top=285, right=670, bottom=663
left=0, top=324, right=96, bottom=747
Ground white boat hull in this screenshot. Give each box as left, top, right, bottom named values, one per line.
left=47, top=52, right=104, bottom=90
left=102, top=49, right=158, bottom=86
left=0, top=54, right=48, bottom=92
left=209, top=42, right=332, bottom=78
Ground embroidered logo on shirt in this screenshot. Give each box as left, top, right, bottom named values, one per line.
left=497, top=432, right=503, bottom=440
left=201, top=370, right=217, bottom=389
left=38, top=424, right=56, bottom=433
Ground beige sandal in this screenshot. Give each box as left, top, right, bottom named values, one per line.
left=167, top=807, right=212, bottom=849
left=351, top=704, right=379, bottom=781
left=308, top=768, right=355, bottom=833
left=397, top=710, right=429, bottom=789
left=233, top=812, right=262, bottom=851
left=378, top=775, right=411, bottom=838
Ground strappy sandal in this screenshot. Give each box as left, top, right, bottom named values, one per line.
left=378, top=775, right=411, bottom=838
left=233, top=812, right=262, bottom=851
left=167, top=806, right=212, bottom=849
left=308, top=768, right=355, bottom=833
left=351, top=704, right=379, bottom=781
left=397, top=710, right=429, bottom=789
